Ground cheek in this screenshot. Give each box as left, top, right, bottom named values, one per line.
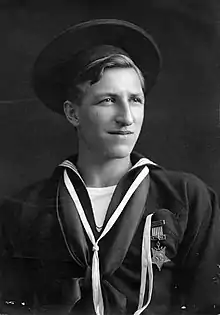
left=88, top=109, right=111, bottom=126
left=134, top=107, right=144, bottom=125
left=79, top=110, right=108, bottom=135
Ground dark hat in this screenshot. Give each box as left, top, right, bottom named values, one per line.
left=33, top=19, right=162, bottom=114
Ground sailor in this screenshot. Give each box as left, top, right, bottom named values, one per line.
left=0, top=19, right=220, bottom=315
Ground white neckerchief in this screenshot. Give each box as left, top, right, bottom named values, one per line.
left=59, top=157, right=157, bottom=315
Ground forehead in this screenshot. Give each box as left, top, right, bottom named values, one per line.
left=85, top=67, right=144, bottom=95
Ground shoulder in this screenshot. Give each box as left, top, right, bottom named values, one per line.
left=0, top=178, right=53, bottom=211
left=149, top=165, right=212, bottom=198
left=148, top=165, right=219, bottom=225
left=150, top=164, right=205, bottom=187
left=134, top=152, right=212, bottom=204
left=0, top=171, right=61, bottom=234
left=1, top=166, right=62, bottom=207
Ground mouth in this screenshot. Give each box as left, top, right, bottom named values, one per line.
left=108, top=131, right=134, bottom=135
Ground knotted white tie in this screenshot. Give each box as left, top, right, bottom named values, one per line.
left=92, top=243, right=104, bottom=315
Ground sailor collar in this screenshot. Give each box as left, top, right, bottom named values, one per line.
left=57, top=155, right=160, bottom=315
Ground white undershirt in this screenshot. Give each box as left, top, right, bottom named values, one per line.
left=87, top=185, right=117, bottom=232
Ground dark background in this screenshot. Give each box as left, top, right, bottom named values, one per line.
left=0, top=0, right=219, bottom=199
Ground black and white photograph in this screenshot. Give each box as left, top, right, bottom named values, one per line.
left=0, top=0, right=220, bottom=314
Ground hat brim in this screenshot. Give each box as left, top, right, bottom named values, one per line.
left=33, top=19, right=162, bottom=114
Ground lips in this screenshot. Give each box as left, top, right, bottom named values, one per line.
left=108, top=130, right=134, bottom=135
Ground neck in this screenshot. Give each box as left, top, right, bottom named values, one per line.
left=76, top=154, right=132, bottom=188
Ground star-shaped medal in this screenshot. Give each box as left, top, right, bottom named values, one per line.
left=152, top=245, right=171, bottom=271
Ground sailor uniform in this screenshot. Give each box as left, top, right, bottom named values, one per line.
left=0, top=152, right=220, bottom=315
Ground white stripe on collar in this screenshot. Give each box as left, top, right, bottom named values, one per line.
left=59, top=157, right=157, bottom=182
left=130, top=157, right=157, bottom=169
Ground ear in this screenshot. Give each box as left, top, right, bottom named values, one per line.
left=63, top=100, right=80, bottom=127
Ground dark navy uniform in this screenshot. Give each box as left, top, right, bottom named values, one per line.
left=0, top=152, right=220, bottom=315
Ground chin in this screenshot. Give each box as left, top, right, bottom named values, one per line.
left=104, top=145, right=134, bottom=160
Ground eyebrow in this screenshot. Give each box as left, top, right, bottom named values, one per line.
left=94, top=92, right=145, bottom=99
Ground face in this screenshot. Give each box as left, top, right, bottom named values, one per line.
left=67, top=67, right=145, bottom=161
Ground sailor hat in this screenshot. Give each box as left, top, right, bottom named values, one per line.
left=33, top=19, right=162, bottom=114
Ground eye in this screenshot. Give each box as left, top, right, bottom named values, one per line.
left=98, top=97, right=115, bottom=105
left=130, top=96, right=144, bottom=104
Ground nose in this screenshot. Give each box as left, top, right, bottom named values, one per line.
left=115, top=100, right=133, bottom=126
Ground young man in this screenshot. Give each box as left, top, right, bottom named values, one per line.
left=0, top=19, right=220, bottom=315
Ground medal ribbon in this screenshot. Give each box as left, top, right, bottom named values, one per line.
left=134, top=213, right=154, bottom=314
left=63, top=165, right=150, bottom=315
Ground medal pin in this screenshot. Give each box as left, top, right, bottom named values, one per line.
left=151, top=220, right=170, bottom=271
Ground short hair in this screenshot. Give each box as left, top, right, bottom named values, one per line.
left=66, top=54, right=145, bottom=105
